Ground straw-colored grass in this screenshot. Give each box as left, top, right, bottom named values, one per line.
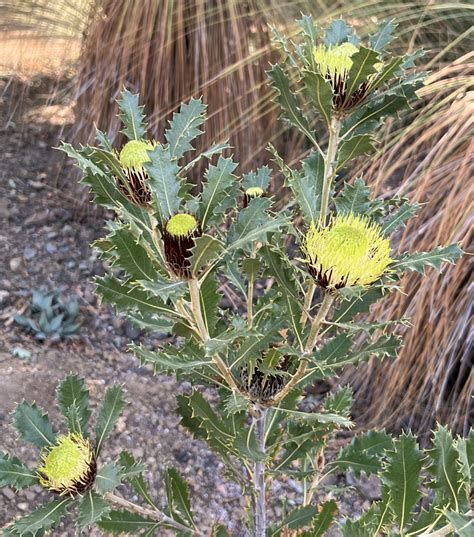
left=344, top=54, right=473, bottom=436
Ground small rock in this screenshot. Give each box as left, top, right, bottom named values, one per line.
left=9, top=257, right=22, bottom=271
left=132, top=447, right=145, bottom=459
left=0, top=290, right=9, bottom=303
left=24, top=209, right=50, bottom=227
left=45, top=242, right=57, bottom=254
left=23, top=247, right=37, bottom=260
left=18, top=502, right=29, bottom=511
left=66, top=261, right=76, bottom=269
left=2, top=487, right=15, bottom=500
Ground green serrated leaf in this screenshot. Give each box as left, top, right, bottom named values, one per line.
left=117, top=89, right=146, bottom=140
left=12, top=498, right=71, bottom=536
left=392, top=244, right=462, bottom=274
left=382, top=202, right=420, bottom=235
left=381, top=433, right=423, bottom=529
left=302, top=70, right=334, bottom=126
left=57, top=374, right=91, bottom=436
left=165, top=98, right=206, bottom=160
left=95, top=275, right=182, bottom=320
left=332, top=430, right=393, bottom=477
left=95, top=385, right=127, bottom=456
left=370, top=56, right=405, bottom=92
left=198, top=156, right=237, bottom=229
left=0, top=453, right=37, bottom=488
left=427, top=425, right=467, bottom=511
left=95, top=462, right=122, bottom=494
left=137, top=278, right=186, bottom=301
left=344, top=47, right=381, bottom=106
left=13, top=402, right=56, bottom=449
left=444, top=511, right=473, bottom=537
left=189, top=235, right=224, bottom=277
left=288, top=151, right=325, bottom=224
left=335, top=178, right=372, bottom=215
left=243, top=166, right=271, bottom=191
left=164, top=467, right=195, bottom=527
left=268, top=64, right=317, bottom=146
left=274, top=506, right=317, bottom=533
left=97, top=510, right=159, bottom=534
left=321, top=335, right=401, bottom=372
left=304, top=500, right=338, bottom=536
left=145, top=144, right=182, bottom=221
left=227, top=197, right=286, bottom=253
left=107, top=226, right=160, bottom=282
left=324, top=20, right=354, bottom=46
left=119, top=451, right=157, bottom=508
left=132, top=343, right=212, bottom=376
left=322, top=386, right=353, bottom=418
left=369, top=20, right=398, bottom=52
left=77, top=490, right=110, bottom=529
left=337, top=135, right=375, bottom=169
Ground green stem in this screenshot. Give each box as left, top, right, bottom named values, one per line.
left=269, top=293, right=334, bottom=405
left=253, top=407, right=267, bottom=537
left=188, top=277, right=209, bottom=341
left=105, top=492, right=199, bottom=534
left=319, top=117, right=342, bottom=228
left=300, top=281, right=316, bottom=329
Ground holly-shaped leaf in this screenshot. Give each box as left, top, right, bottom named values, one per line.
left=13, top=402, right=56, bottom=449
left=77, top=491, right=110, bottom=529
left=0, top=453, right=38, bottom=489
left=57, top=374, right=91, bottom=436
left=117, top=89, right=147, bottom=141
left=165, top=98, right=206, bottom=160
left=381, top=433, right=423, bottom=530
left=95, top=385, right=127, bottom=456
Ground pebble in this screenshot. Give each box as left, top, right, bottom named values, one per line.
left=9, top=257, right=22, bottom=271
left=24, top=209, right=49, bottom=227
left=23, top=247, right=37, bottom=260
left=2, top=488, right=15, bottom=501
left=45, top=242, right=57, bottom=254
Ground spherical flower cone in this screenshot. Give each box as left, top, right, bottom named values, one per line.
left=37, top=433, right=96, bottom=496
left=243, top=186, right=264, bottom=208
left=163, top=213, right=202, bottom=279
left=304, top=212, right=392, bottom=289
left=117, top=139, right=156, bottom=208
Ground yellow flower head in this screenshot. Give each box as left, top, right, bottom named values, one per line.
left=304, top=213, right=392, bottom=289
left=38, top=433, right=96, bottom=495
left=119, top=140, right=156, bottom=171
left=166, top=213, right=198, bottom=239
left=314, top=42, right=359, bottom=81
left=245, top=186, right=264, bottom=198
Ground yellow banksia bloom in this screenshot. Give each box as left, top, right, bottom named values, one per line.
left=314, top=42, right=359, bottom=81
left=243, top=186, right=264, bottom=208
left=163, top=213, right=202, bottom=279
left=313, top=43, right=382, bottom=112
left=37, top=433, right=96, bottom=495
left=116, top=139, right=157, bottom=208
left=304, top=213, right=392, bottom=289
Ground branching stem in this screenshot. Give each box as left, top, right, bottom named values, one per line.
left=269, top=292, right=334, bottom=405
left=105, top=492, right=199, bottom=534
left=188, top=277, right=242, bottom=394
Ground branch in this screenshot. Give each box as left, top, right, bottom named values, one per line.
left=104, top=492, right=199, bottom=534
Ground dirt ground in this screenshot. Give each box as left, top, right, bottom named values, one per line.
left=0, top=77, right=377, bottom=536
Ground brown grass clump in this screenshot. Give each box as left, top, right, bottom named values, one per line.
left=345, top=54, right=473, bottom=436
left=71, top=0, right=298, bottom=184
